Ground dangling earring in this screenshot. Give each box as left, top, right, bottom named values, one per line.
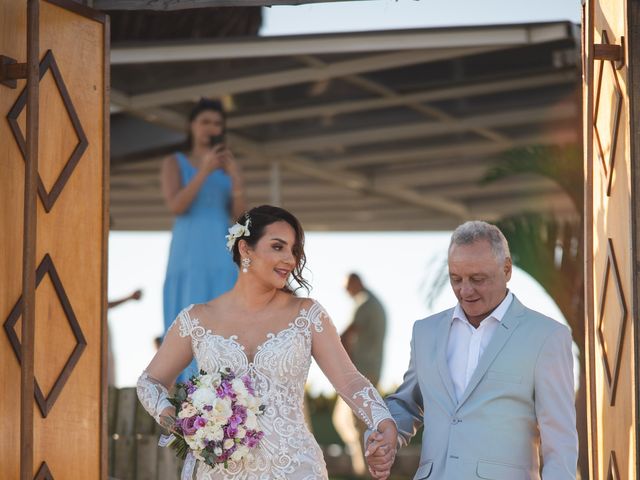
left=241, top=257, right=251, bottom=273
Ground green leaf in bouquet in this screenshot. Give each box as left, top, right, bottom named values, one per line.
left=168, top=435, right=190, bottom=460
left=175, top=387, right=188, bottom=404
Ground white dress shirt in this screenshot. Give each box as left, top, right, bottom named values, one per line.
left=446, top=291, right=513, bottom=401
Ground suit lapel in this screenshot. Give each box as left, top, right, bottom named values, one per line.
left=435, top=311, right=457, bottom=405
left=455, top=296, right=526, bottom=409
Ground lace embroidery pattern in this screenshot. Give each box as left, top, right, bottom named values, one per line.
left=138, top=300, right=394, bottom=479
left=181, top=304, right=326, bottom=479
left=136, top=371, right=173, bottom=423
left=352, top=385, right=394, bottom=430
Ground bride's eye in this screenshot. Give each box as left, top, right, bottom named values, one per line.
left=272, top=244, right=282, bottom=251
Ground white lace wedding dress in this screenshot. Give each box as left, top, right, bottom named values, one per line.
left=137, top=300, right=393, bottom=479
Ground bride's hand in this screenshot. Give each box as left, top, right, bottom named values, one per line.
left=159, top=406, right=177, bottom=432
left=365, top=419, right=397, bottom=479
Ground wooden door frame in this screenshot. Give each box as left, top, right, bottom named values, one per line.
left=9, top=0, right=109, bottom=477
left=584, top=0, right=640, bottom=477
left=582, top=0, right=597, bottom=473
left=629, top=0, right=640, bottom=473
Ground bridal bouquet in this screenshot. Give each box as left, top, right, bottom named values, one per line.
left=162, top=368, right=265, bottom=468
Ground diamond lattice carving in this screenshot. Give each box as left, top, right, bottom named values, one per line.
left=606, top=450, right=620, bottom=480
left=6, top=49, right=88, bottom=213
left=597, top=239, right=628, bottom=406
left=593, top=30, right=623, bottom=197
left=4, top=254, right=87, bottom=418
left=34, top=462, right=54, bottom=480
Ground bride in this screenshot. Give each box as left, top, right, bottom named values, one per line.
left=137, top=205, right=397, bottom=479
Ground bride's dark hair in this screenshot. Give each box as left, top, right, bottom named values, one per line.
left=231, top=205, right=310, bottom=293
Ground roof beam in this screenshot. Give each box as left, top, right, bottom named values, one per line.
left=227, top=70, right=576, bottom=129
left=264, top=103, right=577, bottom=153
left=110, top=23, right=575, bottom=63
left=298, top=55, right=510, bottom=144
left=227, top=133, right=470, bottom=218
left=323, top=129, right=578, bottom=170
left=114, top=47, right=504, bottom=110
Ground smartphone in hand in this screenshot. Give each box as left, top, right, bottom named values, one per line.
left=209, top=133, right=225, bottom=149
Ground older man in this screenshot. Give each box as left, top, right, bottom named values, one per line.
left=366, top=221, right=578, bottom=480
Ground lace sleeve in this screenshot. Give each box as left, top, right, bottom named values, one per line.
left=137, top=371, right=174, bottom=423
left=136, top=307, right=195, bottom=425
left=309, top=301, right=394, bottom=430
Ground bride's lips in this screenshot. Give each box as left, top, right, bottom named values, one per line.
left=274, top=268, right=290, bottom=279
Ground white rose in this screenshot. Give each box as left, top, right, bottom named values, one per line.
left=247, top=396, right=262, bottom=410
left=191, top=387, right=217, bottom=409
left=207, top=428, right=225, bottom=442
left=231, top=445, right=249, bottom=462
left=214, top=447, right=223, bottom=456
left=186, top=436, right=204, bottom=451
left=244, top=410, right=258, bottom=430
left=178, top=403, right=198, bottom=419
left=199, top=374, right=214, bottom=388
left=235, top=426, right=246, bottom=439
left=223, top=439, right=235, bottom=450
left=211, top=397, right=233, bottom=423
left=232, top=378, right=248, bottom=397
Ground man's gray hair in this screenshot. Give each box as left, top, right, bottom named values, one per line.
left=449, top=221, right=511, bottom=261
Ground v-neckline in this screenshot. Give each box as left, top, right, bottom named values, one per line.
left=187, top=305, right=310, bottom=365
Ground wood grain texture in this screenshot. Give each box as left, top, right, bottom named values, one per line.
left=585, top=0, right=638, bottom=477
left=1, top=0, right=107, bottom=478
left=1, top=0, right=28, bottom=477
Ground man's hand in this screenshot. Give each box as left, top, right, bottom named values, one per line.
left=365, top=419, right=397, bottom=479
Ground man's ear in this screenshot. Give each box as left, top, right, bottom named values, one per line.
left=504, top=257, right=513, bottom=281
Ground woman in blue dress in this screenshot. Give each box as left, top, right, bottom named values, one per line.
left=161, top=98, right=245, bottom=379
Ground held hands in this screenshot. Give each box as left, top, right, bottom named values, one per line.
left=365, top=419, right=398, bottom=480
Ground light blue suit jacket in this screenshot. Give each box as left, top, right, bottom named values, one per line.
left=385, top=296, right=578, bottom=480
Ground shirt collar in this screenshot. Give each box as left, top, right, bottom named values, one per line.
left=452, top=290, right=513, bottom=325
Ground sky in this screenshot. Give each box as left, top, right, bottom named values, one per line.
left=260, top=0, right=581, bottom=36
left=108, top=0, right=582, bottom=393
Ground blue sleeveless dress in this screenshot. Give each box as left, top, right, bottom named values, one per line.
left=163, top=153, right=238, bottom=378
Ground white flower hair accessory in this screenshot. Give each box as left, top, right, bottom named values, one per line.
left=226, top=217, right=251, bottom=251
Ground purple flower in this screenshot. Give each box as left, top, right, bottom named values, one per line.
left=194, top=416, right=207, bottom=429
left=180, top=416, right=199, bottom=436
left=243, top=430, right=264, bottom=448
left=224, top=425, right=238, bottom=438
left=217, top=380, right=235, bottom=399
left=232, top=404, right=247, bottom=420
left=242, top=375, right=256, bottom=395
left=229, top=414, right=244, bottom=429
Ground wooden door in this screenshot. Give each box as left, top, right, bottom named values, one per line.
left=0, top=0, right=109, bottom=478
left=583, top=0, right=640, bottom=478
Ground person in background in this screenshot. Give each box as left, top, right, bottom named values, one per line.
left=332, top=273, right=387, bottom=476
left=161, top=98, right=246, bottom=381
